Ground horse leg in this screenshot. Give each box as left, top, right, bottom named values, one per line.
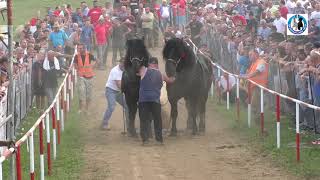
left=199, top=102, right=206, bottom=135
left=191, top=108, right=198, bottom=135
left=170, top=100, right=178, bottom=136
left=185, top=99, right=193, bottom=131
left=128, top=102, right=138, bottom=137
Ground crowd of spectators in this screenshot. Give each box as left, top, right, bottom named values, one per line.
left=175, top=0, right=320, bottom=135
left=0, top=0, right=320, bottom=137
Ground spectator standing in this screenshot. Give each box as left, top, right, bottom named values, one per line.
left=141, top=7, right=154, bottom=48
left=310, top=4, right=320, bottom=27
left=49, top=23, right=69, bottom=49
left=94, top=16, right=108, bottom=69
left=246, top=12, right=258, bottom=34
left=152, top=8, right=160, bottom=48
left=240, top=49, right=269, bottom=127
left=272, top=11, right=287, bottom=36
left=74, top=44, right=96, bottom=113
left=88, top=0, right=103, bottom=26
left=102, top=57, right=129, bottom=130
left=159, top=0, right=171, bottom=33
left=186, top=15, right=203, bottom=47
left=43, top=50, right=60, bottom=106
left=286, top=0, right=297, bottom=14
left=279, top=0, right=289, bottom=19
left=112, top=18, right=131, bottom=66
left=81, top=19, right=94, bottom=52
left=32, top=50, right=46, bottom=110
left=72, top=8, right=84, bottom=27
left=216, top=72, right=237, bottom=103
left=81, top=1, right=90, bottom=17
left=233, top=0, right=247, bottom=17
left=257, top=19, right=272, bottom=41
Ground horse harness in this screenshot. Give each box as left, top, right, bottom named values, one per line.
left=167, top=57, right=182, bottom=67
left=130, top=57, right=145, bottom=63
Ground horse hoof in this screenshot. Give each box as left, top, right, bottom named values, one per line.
left=198, top=131, right=205, bottom=136
left=128, top=132, right=138, bottom=138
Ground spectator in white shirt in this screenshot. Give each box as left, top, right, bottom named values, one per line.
left=102, top=57, right=129, bottom=130
left=215, top=72, right=236, bottom=103
left=286, top=0, right=297, bottom=13
left=310, top=3, right=320, bottom=27
left=272, top=11, right=287, bottom=35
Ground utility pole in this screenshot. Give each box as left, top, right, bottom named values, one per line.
left=6, top=0, right=16, bottom=179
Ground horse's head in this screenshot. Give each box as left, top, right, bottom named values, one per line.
left=162, top=38, right=195, bottom=77
left=124, top=38, right=149, bottom=72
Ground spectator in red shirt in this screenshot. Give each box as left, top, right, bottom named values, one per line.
left=232, top=11, right=247, bottom=26
left=279, top=0, right=289, bottom=19
left=88, top=0, right=103, bottom=26
left=94, top=16, right=108, bottom=69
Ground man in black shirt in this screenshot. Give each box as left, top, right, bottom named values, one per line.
left=186, top=15, right=203, bottom=47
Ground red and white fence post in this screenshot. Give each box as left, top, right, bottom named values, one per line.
left=63, top=83, right=67, bottom=121
left=67, top=76, right=70, bottom=113
left=39, top=119, right=45, bottom=180
left=226, top=75, right=230, bottom=110
left=276, top=95, right=281, bottom=148
left=236, top=77, right=240, bottom=121
left=0, top=161, right=2, bottom=180
left=29, top=132, right=35, bottom=180
left=51, top=106, right=57, bottom=160
left=260, top=88, right=264, bottom=135
left=56, top=97, right=61, bottom=144
left=60, top=91, right=65, bottom=131
left=45, top=113, right=51, bottom=175
left=247, top=83, right=252, bottom=128
left=296, top=103, right=300, bottom=162
left=16, top=144, right=22, bottom=180
left=218, top=69, right=221, bottom=103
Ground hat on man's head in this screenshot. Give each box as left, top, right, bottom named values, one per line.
left=149, top=57, right=158, bottom=64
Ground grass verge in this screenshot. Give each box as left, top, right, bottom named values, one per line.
left=2, top=95, right=84, bottom=180
left=208, top=96, right=320, bottom=179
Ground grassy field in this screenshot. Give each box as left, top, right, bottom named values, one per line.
left=208, top=96, right=320, bottom=179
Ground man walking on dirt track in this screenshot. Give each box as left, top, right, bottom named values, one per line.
left=74, top=43, right=96, bottom=114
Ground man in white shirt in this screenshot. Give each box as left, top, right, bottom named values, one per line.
left=215, top=72, right=236, bottom=103
left=160, top=0, right=171, bottom=33
left=102, top=58, right=129, bottom=130
left=310, top=4, right=320, bottom=27
left=286, top=0, right=296, bottom=13
left=272, top=11, right=287, bottom=36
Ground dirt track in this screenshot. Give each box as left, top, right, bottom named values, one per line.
left=79, top=48, right=296, bottom=180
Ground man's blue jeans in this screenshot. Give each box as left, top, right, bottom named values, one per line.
left=102, top=87, right=129, bottom=127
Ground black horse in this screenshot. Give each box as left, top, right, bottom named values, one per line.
left=121, top=38, right=150, bottom=137
left=162, top=38, right=213, bottom=135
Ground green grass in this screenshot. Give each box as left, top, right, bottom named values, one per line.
left=208, top=96, right=320, bottom=179
left=2, top=97, right=84, bottom=180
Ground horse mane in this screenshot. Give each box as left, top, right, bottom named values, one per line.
left=162, top=38, right=196, bottom=69
left=124, top=38, right=150, bottom=70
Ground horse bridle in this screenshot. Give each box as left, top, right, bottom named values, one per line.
left=167, top=57, right=181, bottom=67
left=130, top=57, right=144, bottom=63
